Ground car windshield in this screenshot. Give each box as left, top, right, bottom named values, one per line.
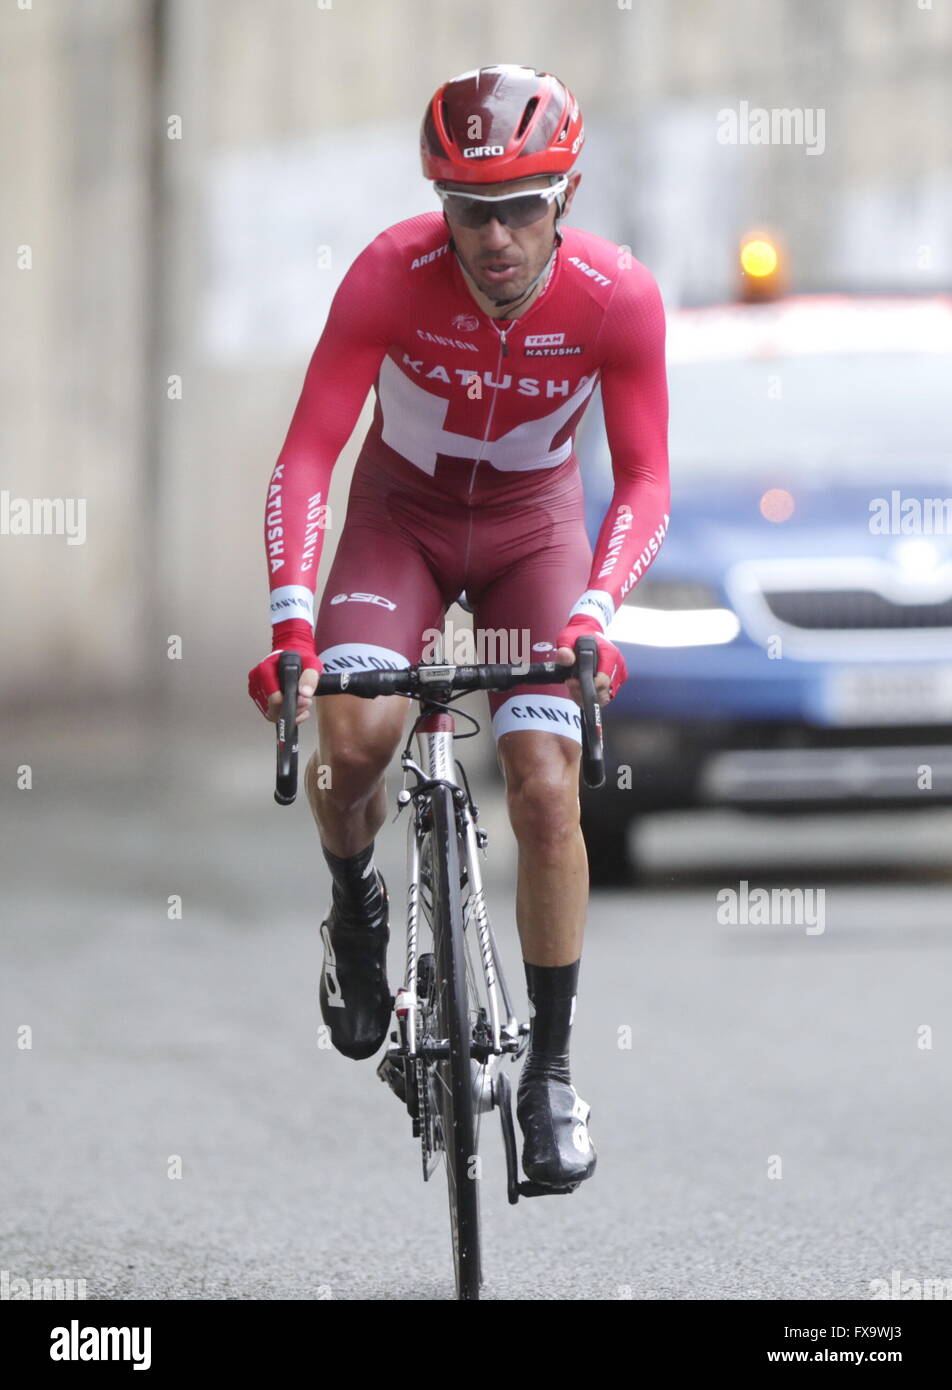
left=668, top=354, right=952, bottom=476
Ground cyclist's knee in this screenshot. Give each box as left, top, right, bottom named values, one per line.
left=308, top=741, right=383, bottom=809
left=310, top=711, right=403, bottom=811
left=501, top=739, right=581, bottom=849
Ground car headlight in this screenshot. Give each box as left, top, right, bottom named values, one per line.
left=624, top=581, right=723, bottom=611
left=609, top=580, right=741, bottom=647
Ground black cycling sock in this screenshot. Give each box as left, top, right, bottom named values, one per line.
left=521, top=959, right=579, bottom=1086
left=322, top=842, right=387, bottom=931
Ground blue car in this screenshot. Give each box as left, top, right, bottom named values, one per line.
left=578, top=293, right=952, bottom=882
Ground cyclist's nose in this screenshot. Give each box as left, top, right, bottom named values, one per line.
left=478, top=216, right=513, bottom=249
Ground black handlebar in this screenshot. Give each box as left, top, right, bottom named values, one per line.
left=273, top=642, right=608, bottom=802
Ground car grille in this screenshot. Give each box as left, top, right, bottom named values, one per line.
left=762, top=589, right=952, bottom=630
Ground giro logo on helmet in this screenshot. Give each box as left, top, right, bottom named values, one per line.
left=463, top=145, right=505, bottom=158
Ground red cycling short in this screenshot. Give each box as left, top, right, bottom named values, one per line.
left=314, top=453, right=592, bottom=744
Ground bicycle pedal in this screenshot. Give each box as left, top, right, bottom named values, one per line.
left=516, top=1179, right=580, bottom=1198
left=376, top=1053, right=408, bottom=1105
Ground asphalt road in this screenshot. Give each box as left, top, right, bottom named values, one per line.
left=3, top=712, right=952, bottom=1301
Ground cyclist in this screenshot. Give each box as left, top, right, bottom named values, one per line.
left=248, top=65, right=670, bottom=1191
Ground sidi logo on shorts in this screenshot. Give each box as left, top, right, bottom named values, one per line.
left=50, top=1321, right=151, bottom=1370
left=329, top=593, right=397, bottom=610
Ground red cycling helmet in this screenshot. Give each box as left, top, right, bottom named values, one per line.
left=421, top=64, right=584, bottom=185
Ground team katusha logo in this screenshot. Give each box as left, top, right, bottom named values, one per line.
left=452, top=314, right=480, bottom=332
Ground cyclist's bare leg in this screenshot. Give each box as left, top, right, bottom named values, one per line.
left=496, top=729, right=587, bottom=966
left=305, top=693, right=409, bottom=854
left=307, top=692, right=409, bottom=1060
left=497, top=727, right=596, bottom=1185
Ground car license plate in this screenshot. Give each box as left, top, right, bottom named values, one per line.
left=824, top=664, right=952, bottom=726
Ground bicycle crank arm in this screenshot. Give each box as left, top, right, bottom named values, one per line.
left=492, top=1070, right=522, bottom=1205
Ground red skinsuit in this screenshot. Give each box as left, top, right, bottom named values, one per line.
left=263, top=213, right=669, bottom=740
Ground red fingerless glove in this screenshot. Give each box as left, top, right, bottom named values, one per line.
left=556, top=615, right=629, bottom=701
left=247, top=619, right=322, bottom=716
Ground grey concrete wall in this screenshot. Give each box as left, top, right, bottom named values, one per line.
left=2, top=1, right=152, bottom=697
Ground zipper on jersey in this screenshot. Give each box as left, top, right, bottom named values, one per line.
left=466, top=328, right=508, bottom=496
left=463, top=252, right=561, bottom=491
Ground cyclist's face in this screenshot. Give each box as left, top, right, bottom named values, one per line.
left=441, top=173, right=580, bottom=309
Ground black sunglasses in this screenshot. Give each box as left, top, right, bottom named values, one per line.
left=435, top=177, right=567, bottom=230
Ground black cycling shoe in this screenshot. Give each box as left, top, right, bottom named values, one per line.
left=319, top=871, right=393, bottom=1061
left=516, top=1073, right=597, bottom=1190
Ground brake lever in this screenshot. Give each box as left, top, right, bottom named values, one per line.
left=274, top=650, right=301, bottom=805
left=574, top=635, right=605, bottom=789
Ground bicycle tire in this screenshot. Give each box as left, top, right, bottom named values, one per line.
left=428, top=783, right=481, bottom=1301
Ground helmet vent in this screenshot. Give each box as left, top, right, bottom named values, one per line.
left=515, top=97, right=539, bottom=139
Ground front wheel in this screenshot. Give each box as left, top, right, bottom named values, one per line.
left=428, top=785, right=481, bottom=1300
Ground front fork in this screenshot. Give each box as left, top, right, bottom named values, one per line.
left=391, top=715, right=524, bottom=1069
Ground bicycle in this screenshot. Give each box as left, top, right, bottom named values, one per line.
left=272, top=638, right=605, bottom=1301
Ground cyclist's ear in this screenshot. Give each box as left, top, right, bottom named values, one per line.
left=561, top=172, right=582, bottom=219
